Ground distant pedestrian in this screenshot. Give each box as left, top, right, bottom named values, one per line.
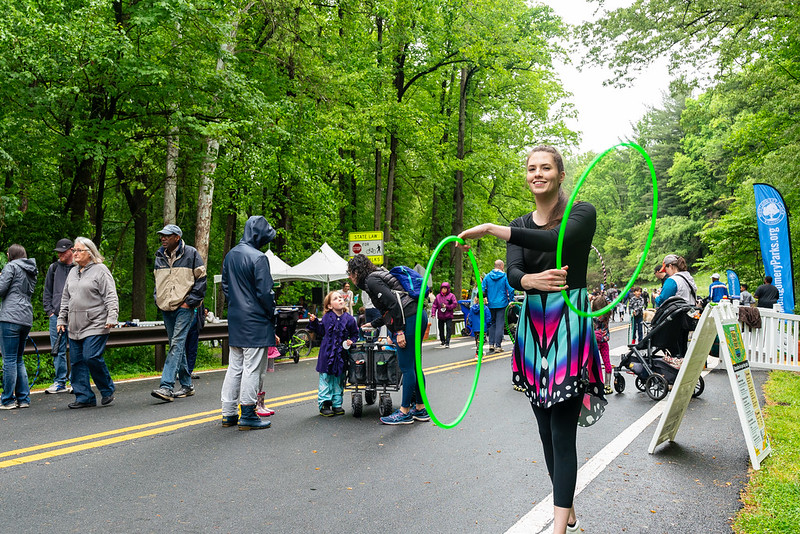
left=432, top=281, right=458, bottom=348
left=0, top=244, right=37, bottom=410
left=220, top=216, right=277, bottom=430
left=739, top=283, right=755, bottom=307
left=43, top=238, right=75, bottom=394
left=151, top=224, right=207, bottom=403
left=629, top=287, right=645, bottom=343
left=708, top=273, right=728, bottom=303
left=591, top=296, right=612, bottom=394
left=307, top=291, right=358, bottom=416
left=754, top=276, right=780, bottom=309
left=57, top=238, right=117, bottom=409
left=340, top=281, right=355, bottom=315
left=481, top=260, right=515, bottom=352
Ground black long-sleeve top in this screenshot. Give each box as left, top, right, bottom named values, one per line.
left=506, top=202, right=596, bottom=295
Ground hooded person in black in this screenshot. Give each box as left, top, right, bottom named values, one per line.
left=220, top=216, right=277, bottom=430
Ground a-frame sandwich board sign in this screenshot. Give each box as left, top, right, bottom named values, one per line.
left=648, top=303, right=771, bottom=470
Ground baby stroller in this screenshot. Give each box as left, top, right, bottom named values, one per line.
left=613, top=297, right=704, bottom=401
left=274, top=306, right=312, bottom=363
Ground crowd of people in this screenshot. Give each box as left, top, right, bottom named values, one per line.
left=0, top=140, right=789, bottom=531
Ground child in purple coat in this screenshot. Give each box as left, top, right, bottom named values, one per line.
left=308, top=291, right=359, bottom=416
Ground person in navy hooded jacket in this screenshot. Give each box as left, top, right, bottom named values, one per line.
left=220, top=216, right=277, bottom=430
left=481, top=259, right=515, bottom=352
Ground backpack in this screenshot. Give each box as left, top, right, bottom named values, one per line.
left=389, top=266, right=429, bottom=300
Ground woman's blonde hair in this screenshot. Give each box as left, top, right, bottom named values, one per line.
left=74, top=236, right=104, bottom=264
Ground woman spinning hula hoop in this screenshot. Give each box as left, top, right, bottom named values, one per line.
left=458, top=145, right=605, bottom=534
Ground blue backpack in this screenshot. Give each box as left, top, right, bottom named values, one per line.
left=389, top=266, right=429, bottom=300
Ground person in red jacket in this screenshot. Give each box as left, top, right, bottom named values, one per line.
left=432, top=282, right=458, bottom=348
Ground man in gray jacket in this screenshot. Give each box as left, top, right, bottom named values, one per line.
left=43, top=238, right=75, bottom=394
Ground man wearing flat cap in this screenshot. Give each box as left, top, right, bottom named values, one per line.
left=151, top=225, right=207, bottom=402
left=43, top=238, right=76, bottom=394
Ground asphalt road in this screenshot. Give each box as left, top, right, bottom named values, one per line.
left=1, top=323, right=764, bottom=533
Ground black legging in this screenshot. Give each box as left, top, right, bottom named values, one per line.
left=438, top=318, right=452, bottom=345
left=530, top=395, right=583, bottom=508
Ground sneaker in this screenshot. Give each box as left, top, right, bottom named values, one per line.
left=45, top=383, right=72, bottom=394
left=0, top=403, right=17, bottom=410
left=566, top=518, right=581, bottom=533
left=604, top=384, right=613, bottom=395
left=101, top=395, right=115, bottom=406
left=17, top=402, right=30, bottom=409
left=380, top=409, right=414, bottom=425
left=332, top=406, right=345, bottom=416
left=174, top=385, right=195, bottom=398
left=409, top=407, right=430, bottom=422
left=68, top=401, right=95, bottom=409
left=320, top=405, right=334, bottom=417
left=151, top=387, right=174, bottom=402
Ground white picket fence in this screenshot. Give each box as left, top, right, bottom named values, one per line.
left=717, top=302, right=800, bottom=371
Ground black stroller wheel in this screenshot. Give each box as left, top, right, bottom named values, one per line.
left=613, top=374, right=625, bottom=393
left=365, top=390, right=377, bottom=405
left=645, top=374, right=668, bottom=401
left=351, top=392, right=363, bottom=418
left=635, top=376, right=646, bottom=391
left=692, top=376, right=705, bottom=398
left=379, top=393, right=393, bottom=416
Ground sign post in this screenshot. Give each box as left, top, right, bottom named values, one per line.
left=648, top=303, right=771, bottom=469
left=348, top=231, right=384, bottom=265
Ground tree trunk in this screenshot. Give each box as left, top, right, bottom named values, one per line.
left=119, top=167, right=149, bottom=321
left=195, top=5, right=250, bottom=263
left=384, top=133, right=399, bottom=243
left=164, top=126, right=179, bottom=225
left=195, top=136, right=219, bottom=264
left=452, top=67, right=473, bottom=299
left=373, top=16, right=384, bottom=233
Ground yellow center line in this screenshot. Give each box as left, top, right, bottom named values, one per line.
left=0, top=352, right=508, bottom=469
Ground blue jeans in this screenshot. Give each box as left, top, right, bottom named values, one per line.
left=69, top=335, right=114, bottom=404
left=160, top=307, right=195, bottom=390
left=185, top=314, right=199, bottom=374
left=49, top=315, right=70, bottom=386
left=489, top=307, right=505, bottom=347
left=1, top=321, right=31, bottom=407
left=395, top=312, right=428, bottom=408
left=318, top=372, right=345, bottom=408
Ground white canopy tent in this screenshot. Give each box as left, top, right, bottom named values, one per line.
left=279, top=242, right=350, bottom=292
left=265, top=249, right=293, bottom=281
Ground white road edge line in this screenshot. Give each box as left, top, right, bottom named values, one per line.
left=505, top=353, right=719, bottom=534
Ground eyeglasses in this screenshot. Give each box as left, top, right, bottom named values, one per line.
left=71, top=248, right=88, bottom=253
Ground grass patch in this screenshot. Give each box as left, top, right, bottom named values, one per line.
left=733, top=371, right=800, bottom=533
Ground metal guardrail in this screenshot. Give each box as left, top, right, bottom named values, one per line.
left=24, top=321, right=230, bottom=370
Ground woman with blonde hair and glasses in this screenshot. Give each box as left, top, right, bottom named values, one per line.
left=57, top=237, right=118, bottom=409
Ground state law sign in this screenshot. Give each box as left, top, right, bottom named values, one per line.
left=349, top=231, right=384, bottom=265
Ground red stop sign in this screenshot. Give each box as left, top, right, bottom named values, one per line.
left=353, top=243, right=362, bottom=254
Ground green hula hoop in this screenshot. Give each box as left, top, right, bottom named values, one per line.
left=416, top=235, right=484, bottom=429
left=556, top=142, right=658, bottom=318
